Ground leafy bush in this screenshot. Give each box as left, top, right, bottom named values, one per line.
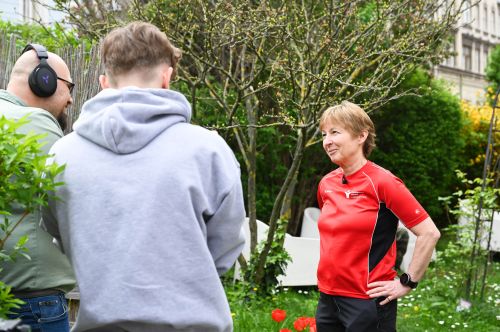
left=0, top=115, right=65, bottom=318
left=459, top=98, right=497, bottom=180
left=241, top=219, right=291, bottom=297
left=0, top=18, right=83, bottom=50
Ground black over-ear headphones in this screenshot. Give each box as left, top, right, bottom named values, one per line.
left=21, top=44, right=58, bottom=97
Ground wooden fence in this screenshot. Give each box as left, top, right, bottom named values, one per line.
left=0, top=33, right=103, bottom=134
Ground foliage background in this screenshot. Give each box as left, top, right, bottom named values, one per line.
left=370, top=69, right=465, bottom=227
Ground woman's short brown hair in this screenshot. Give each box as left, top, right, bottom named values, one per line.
left=100, top=21, right=182, bottom=80
left=319, top=101, right=376, bottom=157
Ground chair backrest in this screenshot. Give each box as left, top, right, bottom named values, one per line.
left=300, top=207, right=321, bottom=238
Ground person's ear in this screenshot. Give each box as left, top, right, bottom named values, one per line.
left=99, top=74, right=110, bottom=89
left=162, top=66, right=174, bottom=89
left=359, top=130, right=368, bottom=144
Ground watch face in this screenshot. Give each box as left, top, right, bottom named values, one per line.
left=400, top=273, right=410, bottom=285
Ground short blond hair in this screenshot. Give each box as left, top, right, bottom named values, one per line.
left=100, top=21, right=181, bottom=80
left=319, top=101, right=376, bottom=157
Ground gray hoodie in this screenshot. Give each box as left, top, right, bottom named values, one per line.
left=43, top=87, right=246, bottom=332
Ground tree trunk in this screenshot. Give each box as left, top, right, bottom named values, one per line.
left=246, top=97, right=258, bottom=253
left=254, top=127, right=307, bottom=284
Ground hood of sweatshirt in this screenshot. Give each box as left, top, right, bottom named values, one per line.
left=73, top=87, right=191, bottom=154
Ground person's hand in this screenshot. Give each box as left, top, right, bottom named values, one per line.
left=366, top=279, right=412, bottom=305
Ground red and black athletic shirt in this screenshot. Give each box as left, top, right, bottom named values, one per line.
left=316, top=161, right=429, bottom=299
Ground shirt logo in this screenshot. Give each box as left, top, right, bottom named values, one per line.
left=345, top=190, right=365, bottom=199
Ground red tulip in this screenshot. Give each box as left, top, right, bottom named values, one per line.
left=306, top=317, right=316, bottom=327
left=272, top=309, right=287, bottom=323
left=280, top=329, right=292, bottom=332
left=293, top=317, right=308, bottom=331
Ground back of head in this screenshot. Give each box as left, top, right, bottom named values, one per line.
left=319, top=101, right=376, bottom=157
left=101, top=21, right=181, bottom=83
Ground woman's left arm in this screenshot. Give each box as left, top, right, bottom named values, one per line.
left=367, top=217, right=440, bottom=304
left=406, top=217, right=441, bottom=281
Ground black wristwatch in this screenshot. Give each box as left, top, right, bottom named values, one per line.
left=399, top=273, right=418, bottom=289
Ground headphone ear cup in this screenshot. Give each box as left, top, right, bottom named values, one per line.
left=28, top=62, right=57, bottom=97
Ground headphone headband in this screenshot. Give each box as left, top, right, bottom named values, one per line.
left=22, top=43, right=49, bottom=60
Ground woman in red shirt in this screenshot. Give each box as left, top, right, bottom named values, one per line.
left=315, top=101, right=440, bottom=331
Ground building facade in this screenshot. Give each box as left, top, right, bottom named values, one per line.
left=0, top=0, right=62, bottom=25
left=435, top=0, right=500, bottom=104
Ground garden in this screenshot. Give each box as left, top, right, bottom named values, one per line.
left=1, top=1, right=500, bottom=331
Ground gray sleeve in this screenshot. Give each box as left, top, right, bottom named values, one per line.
left=41, top=149, right=65, bottom=252
left=41, top=195, right=61, bottom=243
left=206, top=178, right=246, bottom=276
left=29, top=111, right=65, bottom=247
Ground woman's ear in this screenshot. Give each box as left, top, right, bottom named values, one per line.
left=359, top=130, right=369, bottom=143
left=162, top=66, right=174, bottom=89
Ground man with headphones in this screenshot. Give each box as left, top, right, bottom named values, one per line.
left=0, top=44, right=76, bottom=331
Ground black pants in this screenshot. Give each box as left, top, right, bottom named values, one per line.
left=315, top=292, right=397, bottom=332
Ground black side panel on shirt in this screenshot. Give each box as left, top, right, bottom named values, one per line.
left=369, top=203, right=398, bottom=272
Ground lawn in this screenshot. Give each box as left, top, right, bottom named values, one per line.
left=227, top=260, right=500, bottom=331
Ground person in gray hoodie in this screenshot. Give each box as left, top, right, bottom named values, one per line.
left=42, top=21, right=246, bottom=332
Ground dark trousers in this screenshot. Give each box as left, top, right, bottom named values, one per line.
left=316, top=292, right=397, bottom=332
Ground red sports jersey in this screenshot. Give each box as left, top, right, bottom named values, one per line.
left=316, top=161, right=428, bottom=299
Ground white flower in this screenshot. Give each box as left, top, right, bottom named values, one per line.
left=439, top=321, right=445, bottom=325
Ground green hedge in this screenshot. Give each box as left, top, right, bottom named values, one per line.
left=370, top=69, right=465, bottom=226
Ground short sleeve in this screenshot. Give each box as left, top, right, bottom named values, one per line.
left=378, top=176, right=429, bottom=229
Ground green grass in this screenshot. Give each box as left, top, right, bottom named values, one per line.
left=227, top=260, right=500, bottom=331
left=227, top=286, right=317, bottom=331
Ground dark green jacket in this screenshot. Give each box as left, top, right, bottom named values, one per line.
left=0, top=90, right=75, bottom=292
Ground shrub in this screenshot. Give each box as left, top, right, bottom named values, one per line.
left=0, top=115, right=65, bottom=318
left=370, top=69, right=465, bottom=226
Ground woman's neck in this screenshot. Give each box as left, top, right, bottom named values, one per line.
left=341, top=158, right=368, bottom=176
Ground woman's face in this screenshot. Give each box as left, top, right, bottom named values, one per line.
left=321, top=121, right=365, bottom=166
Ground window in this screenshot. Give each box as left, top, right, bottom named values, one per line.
left=463, top=0, right=472, bottom=24
left=492, top=8, right=496, bottom=34
left=463, top=44, right=472, bottom=71
left=498, top=5, right=500, bottom=36
left=483, top=5, right=488, bottom=30
left=475, top=46, right=481, bottom=73
left=484, top=49, right=490, bottom=71
left=475, top=4, right=480, bottom=28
